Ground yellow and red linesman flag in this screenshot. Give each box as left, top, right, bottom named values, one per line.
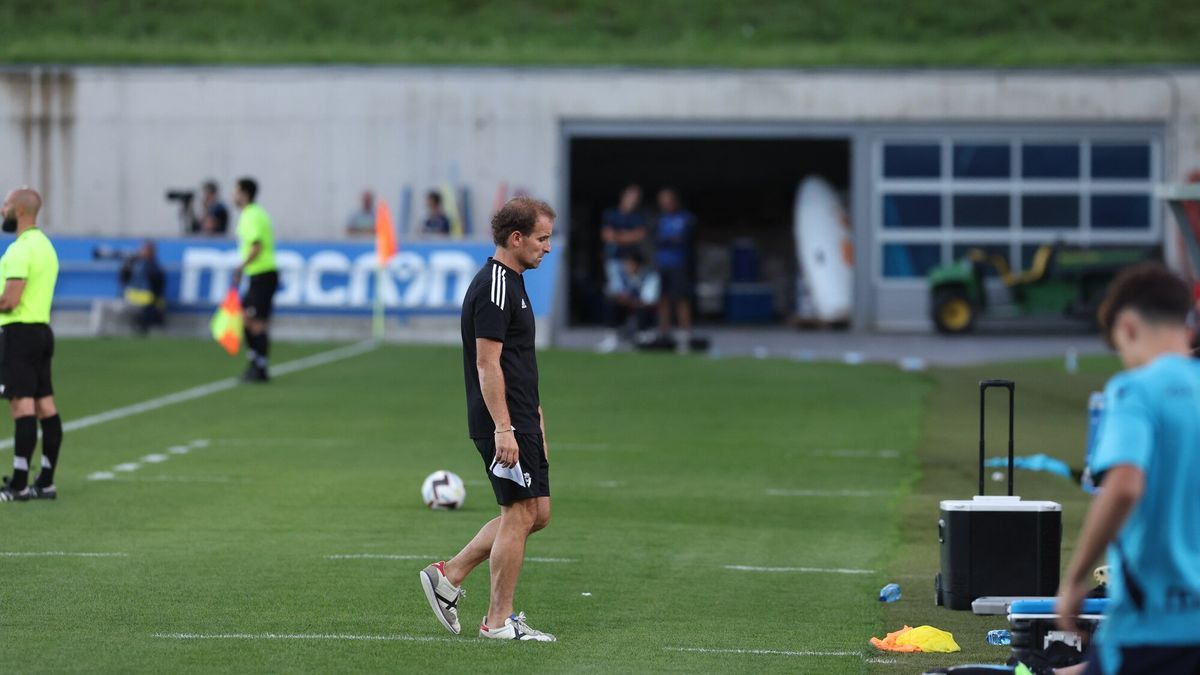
left=210, top=287, right=243, bottom=356
left=375, top=199, right=398, bottom=265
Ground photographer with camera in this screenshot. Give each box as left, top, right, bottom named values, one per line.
left=196, top=181, right=229, bottom=236
left=166, top=180, right=229, bottom=236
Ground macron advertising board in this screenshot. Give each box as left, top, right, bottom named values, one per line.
left=38, top=237, right=559, bottom=319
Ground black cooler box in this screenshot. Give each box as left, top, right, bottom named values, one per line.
left=935, top=380, right=1062, bottom=610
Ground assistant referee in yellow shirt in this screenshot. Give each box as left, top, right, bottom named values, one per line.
left=0, top=187, right=62, bottom=503
left=231, top=177, right=278, bottom=382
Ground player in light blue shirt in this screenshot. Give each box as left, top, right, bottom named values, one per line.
left=1056, top=263, right=1200, bottom=675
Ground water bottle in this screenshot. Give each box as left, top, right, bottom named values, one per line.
left=878, top=583, right=901, bottom=603
left=1065, top=348, right=1079, bottom=374
left=1082, top=391, right=1105, bottom=494
left=986, top=629, right=1012, bottom=646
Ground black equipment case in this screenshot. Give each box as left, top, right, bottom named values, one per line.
left=935, top=380, right=1063, bottom=610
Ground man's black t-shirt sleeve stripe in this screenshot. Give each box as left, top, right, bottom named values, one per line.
left=474, top=267, right=510, bottom=342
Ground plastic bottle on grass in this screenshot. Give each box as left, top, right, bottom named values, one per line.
left=878, top=583, right=901, bottom=602
left=987, top=629, right=1012, bottom=646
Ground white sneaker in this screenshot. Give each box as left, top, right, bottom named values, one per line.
left=419, top=561, right=465, bottom=635
left=596, top=333, right=619, bottom=354
left=478, top=612, right=556, bottom=641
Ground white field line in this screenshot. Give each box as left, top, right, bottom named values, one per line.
left=551, top=442, right=643, bottom=452
left=153, top=633, right=464, bottom=644
left=0, top=551, right=128, bottom=558
left=89, top=438, right=210, bottom=480
left=92, top=475, right=251, bottom=484
left=664, top=647, right=861, bottom=657
left=326, top=554, right=576, bottom=563
left=724, top=565, right=876, bottom=575
left=326, top=554, right=438, bottom=561
left=811, top=449, right=901, bottom=459
left=211, top=438, right=354, bottom=447
left=0, top=340, right=376, bottom=450
left=766, top=489, right=891, bottom=498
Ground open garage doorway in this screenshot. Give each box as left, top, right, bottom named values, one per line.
left=566, top=134, right=852, bottom=328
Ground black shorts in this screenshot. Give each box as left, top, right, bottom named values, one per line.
left=243, top=271, right=279, bottom=321
left=473, top=432, right=550, bottom=506
left=1082, top=642, right=1200, bottom=675
left=0, top=323, right=54, bottom=399
left=659, top=266, right=692, bottom=299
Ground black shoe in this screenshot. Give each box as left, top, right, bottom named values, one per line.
left=0, top=476, right=31, bottom=503
left=28, top=483, right=56, bottom=500
left=241, top=366, right=268, bottom=383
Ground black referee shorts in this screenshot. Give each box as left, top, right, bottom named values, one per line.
left=243, top=270, right=279, bottom=321
left=473, top=432, right=550, bottom=506
left=0, top=323, right=55, bottom=400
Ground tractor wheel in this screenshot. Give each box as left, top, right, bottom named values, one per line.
left=932, top=288, right=977, bottom=335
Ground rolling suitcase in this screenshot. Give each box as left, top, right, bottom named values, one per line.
left=935, top=379, right=1062, bottom=610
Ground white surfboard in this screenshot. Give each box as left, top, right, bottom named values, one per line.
left=794, top=176, right=854, bottom=322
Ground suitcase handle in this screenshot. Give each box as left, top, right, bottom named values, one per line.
left=979, top=379, right=1015, bottom=497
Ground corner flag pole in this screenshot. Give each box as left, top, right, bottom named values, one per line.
left=374, top=199, right=399, bottom=342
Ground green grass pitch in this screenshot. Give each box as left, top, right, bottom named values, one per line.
left=0, top=338, right=1116, bottom=673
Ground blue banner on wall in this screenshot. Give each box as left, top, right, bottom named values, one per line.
left=15, top=237, right=558, bottom=318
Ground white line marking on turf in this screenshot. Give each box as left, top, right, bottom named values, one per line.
left=167, top=446, right=191, bottom=455
left=326, top=554, right=576, bottom=563
left=103, top=475, right=251, bottom=485
left=114, top=462, right=141, bottom=472
left=88, top=471, right=115, bottom=481
left=0, top=551, right=128, bottom=558
left=211, top=438, right=352, bottom=447
left=553, top=442, right=643, bottom=452
left=664, top=647, right=860, bottom=657
left=326, top=554, right=437, bottom=560
left=724, top=565, right=876, bottom=575
left=812, top=449, right=901, bottom=459
left=153, top=633, right=463, bottom=643
left=0, top=342, right=375, bottom=449
left=189, top=439, right=210, bottom=448
left=766, top=488, right=891, bottom=497
left=142, top=454, right=168, bottom=463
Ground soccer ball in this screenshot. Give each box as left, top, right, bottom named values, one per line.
left=421, top=470, right=466, bottom=510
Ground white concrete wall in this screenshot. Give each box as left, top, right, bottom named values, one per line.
left=0, top=66, right=1196, bottom=242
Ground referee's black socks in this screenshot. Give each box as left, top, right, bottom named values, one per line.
left=10, top=415, right=37, bottom=490
left=244, top=329, right=270, bottom=371
left=35, top=414, right=62, bottom=488
left=251, top=332, right=270, bottom=369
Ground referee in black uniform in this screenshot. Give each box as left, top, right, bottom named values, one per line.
left=418, top=197, right=558, bottom=641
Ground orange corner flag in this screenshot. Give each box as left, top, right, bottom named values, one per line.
left=375, top=199, right=398, bottom=266
left=210, top=287, right=243, bottom=356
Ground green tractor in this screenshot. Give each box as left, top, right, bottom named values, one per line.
left=928, top=244, right=1156, bottom=335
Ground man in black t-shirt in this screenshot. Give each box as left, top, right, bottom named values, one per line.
left=419, top=197, right=558, bottom=642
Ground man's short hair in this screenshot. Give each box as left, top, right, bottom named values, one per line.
left=203, top=180, right=219, bottom=195
left=427, top=190, right=442, bottom=207
left=1098, top=262, right=1193, bottom=347
left=491, top=197, right=555, bottom=247
left=237, top=177, right=258, bottom=203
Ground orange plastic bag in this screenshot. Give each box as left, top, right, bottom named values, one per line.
left=870, top=625, right=961, bottom=654
left=870, top=625, right=921, bottom=653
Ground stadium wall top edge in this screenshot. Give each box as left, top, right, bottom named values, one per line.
left=0, top=63, right=1198, bottom=77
